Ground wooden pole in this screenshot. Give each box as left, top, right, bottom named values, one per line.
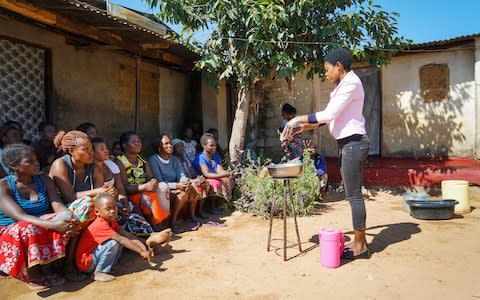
left=135, top=55, right=141, bottom=132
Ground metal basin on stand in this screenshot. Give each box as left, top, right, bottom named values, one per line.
left=267, top=162, right=304, bottom=178
left=266, top=161, right=304, bottom=261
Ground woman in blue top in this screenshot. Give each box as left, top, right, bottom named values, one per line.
left=193, top=133, right=233, bottom=215
left=0, top=144, right=79, bottom=290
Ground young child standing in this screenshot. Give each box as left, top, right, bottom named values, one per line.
left=76, top=193, right=151, bottom=282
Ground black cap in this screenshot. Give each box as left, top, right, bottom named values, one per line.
left=281, top=103, right=296, bottom=115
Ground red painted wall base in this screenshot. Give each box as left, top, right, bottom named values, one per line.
left=325, top=157, right=480, bottom=187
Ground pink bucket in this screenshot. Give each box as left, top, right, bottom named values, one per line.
left=319, top=228, right=345, bottom=268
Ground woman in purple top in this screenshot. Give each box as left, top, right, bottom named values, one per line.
left=283, top=48, right=370, bottom=260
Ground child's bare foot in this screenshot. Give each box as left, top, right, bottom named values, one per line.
left=92, top=272, right=116, bottom=282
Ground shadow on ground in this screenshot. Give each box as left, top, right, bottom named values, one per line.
left=352, top=222, right=421, bottom=254
left=36, top=242, right=186, bottom=297
left=300, top=222, right=421, bottom=266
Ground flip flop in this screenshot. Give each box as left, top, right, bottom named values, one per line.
left=341, top=248, right=371, bottom=260
left=188, top=221, right=201, bottom=231
left=203, top=221, right=227, bottom=227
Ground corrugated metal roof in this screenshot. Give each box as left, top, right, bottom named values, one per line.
left=409, top=33, right=480, bottom=50
left=8, top=0, right=199, bottom=69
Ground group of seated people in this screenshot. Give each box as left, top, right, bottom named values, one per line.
left=0, top=120, right=234, bottom=289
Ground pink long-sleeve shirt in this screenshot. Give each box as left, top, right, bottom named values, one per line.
left=314, top=70, right=366, bottom=140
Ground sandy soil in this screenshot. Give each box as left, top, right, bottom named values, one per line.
left=2, top=189, right=480, bottom=300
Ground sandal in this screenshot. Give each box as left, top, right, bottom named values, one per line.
left=45, top=273, right=65, bottom=287
left=202, top=221, right=227, bottom=228
left=188, top=221, right=201, bottom=231
left=27, top=277, right=50, bottom=291
left=341, top=248, right=371, bottom=260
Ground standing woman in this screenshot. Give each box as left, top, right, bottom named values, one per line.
left=0, top=144, right=78, bottom=290
left=283, top=48, right=371, bottom=259
left=115, top=131, right=169, bottom=231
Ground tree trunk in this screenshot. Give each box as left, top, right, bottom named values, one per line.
left=229, top=86, right=251, bottom=164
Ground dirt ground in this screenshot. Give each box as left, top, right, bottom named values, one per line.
left=2, top=189, right=480, bottom=300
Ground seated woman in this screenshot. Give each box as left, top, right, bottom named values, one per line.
left=31, top=121, right=59, bottom=174
left=76, top=122, right=97, bottom=139
left=110, top=140, right=123, bottom=159
left=0, top=125, right=23, bottom=178
left=115, top=131, right=169, bottom=232
left=182, top=128, right=198, bottom=163
left=91, top=137, right=152, bottom=235
left=172, top=138, right=198, bottom=179
left=149, top=135, right=203, bottom=233
left=193, top=133, right=234, bottom=215
left=49, top=130, right=114, bottom=281
left=50, top=131, right=114, bottom=223
left=0, top=144, right=78, bottom=290
left=2, top=120, right=30, bottom=145
left=172, top=138, right=210, bottom=217
left=206, top=128, right=228, bottom=163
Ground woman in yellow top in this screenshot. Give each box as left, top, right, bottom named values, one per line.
left=114, top=131, right=169, bottom=231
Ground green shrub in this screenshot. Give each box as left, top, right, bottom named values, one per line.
left=233, top=151, right=320, bottom=217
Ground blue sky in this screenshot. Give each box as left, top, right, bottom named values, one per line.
left=113, top=0, right=480, bottom=44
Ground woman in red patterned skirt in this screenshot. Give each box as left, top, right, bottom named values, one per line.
left=0, top=144, right=79, bottom=290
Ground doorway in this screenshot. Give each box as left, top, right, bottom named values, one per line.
left=355, top=67, right=382, bottom=156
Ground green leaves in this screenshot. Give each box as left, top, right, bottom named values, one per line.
left=145, top=0, right=409, bottom=87
left=233, top=151, right=320, bottom=217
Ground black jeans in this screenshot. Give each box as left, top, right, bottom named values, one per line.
left=339, top=135, right=370, bottom=230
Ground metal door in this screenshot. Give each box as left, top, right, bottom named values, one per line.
left=355, top=67, right=381, bottom=156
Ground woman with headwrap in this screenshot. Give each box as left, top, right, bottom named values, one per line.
left=282, top=48, right=371, bottom=260
left=49, top=130, right=115, bottom=280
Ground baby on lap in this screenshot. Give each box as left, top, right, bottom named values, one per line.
left=75, top=193, right=150, bottom=282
